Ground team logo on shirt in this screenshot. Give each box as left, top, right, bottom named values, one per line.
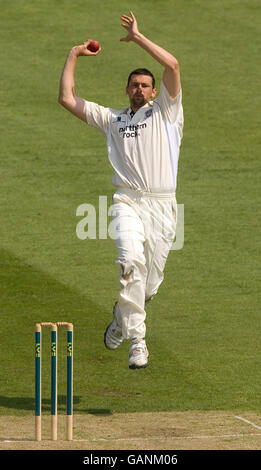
left=144, top=109, right=153, bottom=119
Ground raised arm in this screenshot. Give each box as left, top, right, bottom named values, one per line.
left=121, top=12, right=180, bottom=99
left=58, top=40, right=101, bottom=121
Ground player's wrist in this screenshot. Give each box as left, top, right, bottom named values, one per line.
left=69, top=46, right=80, bottom=58
left=132, top=31, right=145, bottom=43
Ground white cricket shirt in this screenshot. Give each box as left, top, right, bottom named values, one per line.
left=85, top=80, right=184, bottom=193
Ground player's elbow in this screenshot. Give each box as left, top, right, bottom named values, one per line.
left=167, top=58, right=179, bottom=74
left=58, top=94, right=67, bottom=106
left=58, top=95, right=71, bottom=109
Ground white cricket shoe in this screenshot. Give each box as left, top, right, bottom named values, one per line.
left=129, top=338, right=149, bottom=369
left=104, top=302, right=123, bottom=350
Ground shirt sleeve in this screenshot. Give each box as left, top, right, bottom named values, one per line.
left=85, top=101, right=111, bottom=134
left=155, top=80, right=183, bottom=126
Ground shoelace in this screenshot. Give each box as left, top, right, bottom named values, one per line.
left=131, top=342, right=147, bottom=355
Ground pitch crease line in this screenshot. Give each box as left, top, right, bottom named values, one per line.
left=235, top=416, right=261, bottom=431
left=76, top=433, right=261, bottom=442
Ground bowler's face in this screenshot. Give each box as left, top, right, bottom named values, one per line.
left=126, top=75, right=156, bottom=111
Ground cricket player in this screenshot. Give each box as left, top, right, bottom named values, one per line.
left=58, top=12, right=184, bottom=369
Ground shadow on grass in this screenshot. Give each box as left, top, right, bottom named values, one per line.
left=0, top=395, right=112, bottom=415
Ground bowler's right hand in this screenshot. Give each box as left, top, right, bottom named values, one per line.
left=73, top=40, right=101, bottom=57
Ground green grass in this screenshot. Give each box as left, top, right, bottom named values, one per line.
left=0, top=0, right=260, bottom=417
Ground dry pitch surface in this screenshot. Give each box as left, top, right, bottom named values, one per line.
left=0, top=411, right=261, bottom=450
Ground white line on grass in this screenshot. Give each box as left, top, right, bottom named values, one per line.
left=235, top=416, right=261, bottom=431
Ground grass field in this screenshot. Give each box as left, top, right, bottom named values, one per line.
left=0, top=0, right=260, bottom=448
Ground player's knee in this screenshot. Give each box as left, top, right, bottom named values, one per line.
left=117, top=257, right=146, bottom=288
left=119, top=259, right=134, bottom=284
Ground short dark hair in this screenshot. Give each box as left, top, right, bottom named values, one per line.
left=127, top=68, right=155, bottom=88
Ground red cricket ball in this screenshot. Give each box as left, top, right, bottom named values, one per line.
left=87, top=40, right=100, bottom=52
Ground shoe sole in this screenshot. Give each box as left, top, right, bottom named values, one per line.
left=104, top=324, right=115, bottom=350
left=129, top=362, right=149, bottom=370
left=104, top=325, right=110, bottom=349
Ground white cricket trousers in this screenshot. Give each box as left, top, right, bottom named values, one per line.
left=111, top=187, right=177, bottom=340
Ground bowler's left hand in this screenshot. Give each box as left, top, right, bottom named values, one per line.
left=120, top=11, right=139, bottom=42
